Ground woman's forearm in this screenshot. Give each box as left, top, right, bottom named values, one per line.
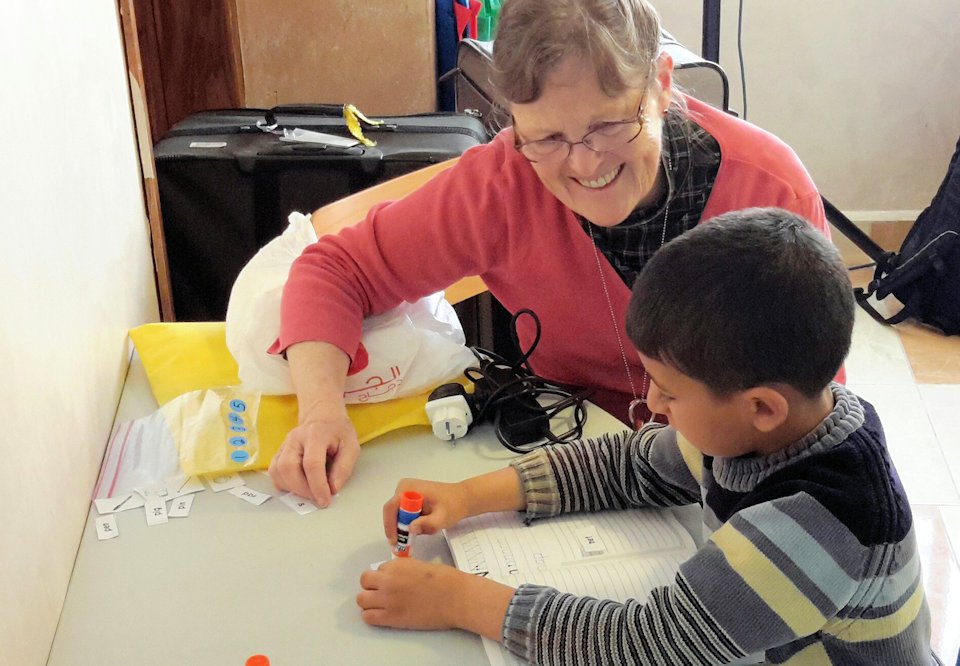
left=286, top=340, right=351, bottom=420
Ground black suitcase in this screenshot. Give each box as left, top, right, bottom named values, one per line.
left=449, top=32, right=731, bottom=137
left=154, top=105, right=489, bottom=322
left=451, top=39, right=510, bottom=136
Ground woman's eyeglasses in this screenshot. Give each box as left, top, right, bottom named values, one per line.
left=513, top=100, right=646, bottom=164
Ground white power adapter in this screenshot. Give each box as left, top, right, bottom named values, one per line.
left=425, top=385, right=474, bottom=441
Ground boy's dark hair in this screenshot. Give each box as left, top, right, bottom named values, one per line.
left=625, top=207, right=854, bottom=397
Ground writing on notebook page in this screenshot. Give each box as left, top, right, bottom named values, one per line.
left=445, top=508, right=696, bottom=602
left=444, top=508, right=699, bottom=666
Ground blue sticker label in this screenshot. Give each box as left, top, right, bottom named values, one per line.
left=230, top=449, right=250, bottom=463
left=229, top=399, right=247, bottom=412
left=229, top=436, right=248, bottom=448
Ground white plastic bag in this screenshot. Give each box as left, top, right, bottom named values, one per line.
left=226, top=212, right=476, bottom=403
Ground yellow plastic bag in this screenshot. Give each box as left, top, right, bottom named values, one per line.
left=129, top=322, right=451, bottom=476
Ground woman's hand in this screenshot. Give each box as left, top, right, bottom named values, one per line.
left=358, top=559, right=514, bottom=639
left=268, top=404, right=359, bottom=508
left=268, top=341, right=358, bottom=507
left=382, top=479, right=472, bottom=545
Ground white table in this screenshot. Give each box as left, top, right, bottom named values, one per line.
left=48, top=354, right=702, bottom=666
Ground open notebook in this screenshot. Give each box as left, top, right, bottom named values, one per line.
left=444, top=508, right=698, bottom=666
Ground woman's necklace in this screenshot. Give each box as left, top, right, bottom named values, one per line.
left=587, top=151, right=673, bottom=428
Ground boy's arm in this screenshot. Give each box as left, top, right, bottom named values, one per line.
left=511, top=425, right=702, bottom=519
left=502, top=495, right=868, bottom=664
left=461, top=466, right=527, bottom=516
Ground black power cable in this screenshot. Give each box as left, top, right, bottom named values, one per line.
left=464, top=309, right=589, bottom=454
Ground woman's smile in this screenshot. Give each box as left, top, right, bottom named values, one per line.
left=510, top=54, right=671, bottom=227
left=575, top=164, right=623, bottom=190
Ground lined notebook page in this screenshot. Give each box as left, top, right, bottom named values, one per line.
left=444, top=508, right=698, bottom=666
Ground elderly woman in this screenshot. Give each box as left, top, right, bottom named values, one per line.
left=268, top=0, right=831, bottom=506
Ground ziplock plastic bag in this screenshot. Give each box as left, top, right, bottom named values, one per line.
left=162, top=388, right=262, bottom=475
left=93, top=388, right=265, bottom=498
left=226, top=212, right=476, bottom=402
left=93, top=409, right=180, bottom=499
left=94, top=378, right=458, bottom=491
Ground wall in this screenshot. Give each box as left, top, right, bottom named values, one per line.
left=233, top=0, right=959, bottom=217
left=0, top=3, right=159, bottom=664
left=655, top=0, right=960, bottom=221
left=237, top=0, right=437, bottom=115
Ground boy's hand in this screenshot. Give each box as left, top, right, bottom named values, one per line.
left=382, top=478, right=471, bottom=545
left=358, top=559, right=463, bottom=630
left=358, top=559, right=514, bottom=640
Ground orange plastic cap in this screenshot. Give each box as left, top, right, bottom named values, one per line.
left=246, top=655, right=270, bottom=666
left=400, top=491, right=424, bottom=513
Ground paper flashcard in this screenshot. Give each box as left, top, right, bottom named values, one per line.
left=575, top=526, right=607, bottom=556
left=167, top=494, right=195, bottom=518
left=203, top=473, right=245, bottom=492
left=118, top=494, right=146, bottom=512
left=228, top=487, right=271, bottom=506
left=279, top=492, right=318, bottom=515
left=95, top=515, right=119, bottom=540
left=165, top=475, right=205, bottom=499
left=144, top=494, right=168, bottom=526
left=94, top=495, right=133, bottom=515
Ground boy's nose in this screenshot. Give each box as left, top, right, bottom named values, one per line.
left=646, top=383, right=668, bottom=415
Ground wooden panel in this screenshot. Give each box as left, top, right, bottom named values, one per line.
left=118, top=0, right=176, bottom=321
left=134, top=0, right=244, bottom=142
left=236, top=0, right=437, bottom=115
left=132, top=0, right=167, bottom=144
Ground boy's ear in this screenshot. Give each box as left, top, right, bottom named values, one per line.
left=740, top=387, right=790, bottom=433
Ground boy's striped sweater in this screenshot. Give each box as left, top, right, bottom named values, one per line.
left=504, top=384, right=934, bottom=664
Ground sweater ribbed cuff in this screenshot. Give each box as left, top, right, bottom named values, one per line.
left=502, top=584, right=555, bottom=661
left=510, top=449, right=561, bottom=520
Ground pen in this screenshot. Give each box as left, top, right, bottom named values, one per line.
left=392, top=491, right=424, bottom=558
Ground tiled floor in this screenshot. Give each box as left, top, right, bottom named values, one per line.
left=833, top=222, right=960, bottom=664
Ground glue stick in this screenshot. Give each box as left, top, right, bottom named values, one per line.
left=392, top=491, right=424, bottom=558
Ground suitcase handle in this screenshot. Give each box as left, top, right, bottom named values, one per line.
left=263, top=104, right=346, bottom=127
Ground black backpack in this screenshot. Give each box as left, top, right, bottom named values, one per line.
left=824, top=135, right=960, bottom=335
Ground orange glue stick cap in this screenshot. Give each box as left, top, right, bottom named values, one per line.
left=245, top=655, right=270, bottom=666
left=400, top=491, right=423, bottom=514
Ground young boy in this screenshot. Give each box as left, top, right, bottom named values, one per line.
left=357, top=208, right=935, bottom=664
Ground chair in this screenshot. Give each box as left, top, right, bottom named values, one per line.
left=307, top=156, right=488, bottom=306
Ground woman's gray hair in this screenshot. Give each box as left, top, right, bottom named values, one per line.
left=491, top=0, right=663, bottom=105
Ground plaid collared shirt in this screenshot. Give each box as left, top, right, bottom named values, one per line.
left=579, top=110, right=722, bottom=287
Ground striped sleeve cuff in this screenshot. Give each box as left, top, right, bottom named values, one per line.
left=502, top=584, right=556, bottom=661
left=510, top=449, right=561, bottom=519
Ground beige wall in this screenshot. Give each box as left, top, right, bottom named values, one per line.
left=655, top=0, right=960, bottom=221
left=238, top=0, right=960, bottom=218
left=0, top=3, right=159, bottom=665
left=237, top=0, right=438, bottom=115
